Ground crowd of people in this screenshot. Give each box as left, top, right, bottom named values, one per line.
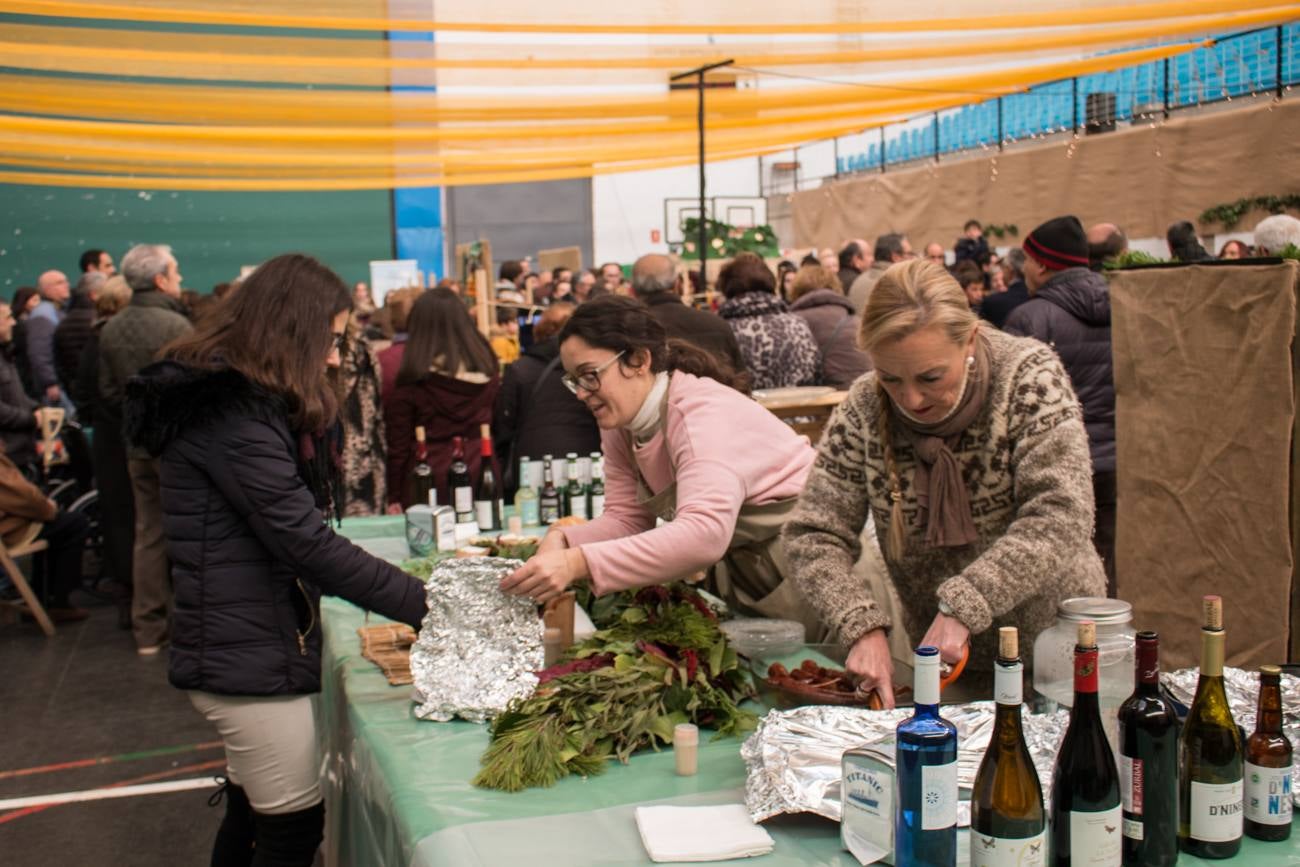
left=4, top=210, right=1299, bottom=865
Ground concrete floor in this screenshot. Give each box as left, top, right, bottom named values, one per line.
left=0, top=591, right=222, bottom=866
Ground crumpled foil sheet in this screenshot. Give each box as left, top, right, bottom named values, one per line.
left=409, top=557, right=542, bottom=723
left=1166, top=666, right=1300, bottom=806
left=743, top=703, right=1070, bottom=823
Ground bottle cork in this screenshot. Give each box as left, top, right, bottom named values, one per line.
left=674, top=723, right=699, bottom=776
left=543, top=627, right=563, bottom=667
left=1202, top=595, right=1223, bottom=630
left=1077, top=620, right=1096, bottom=648
left=998, top=626, right=1018, bottom=660
left=480, top=422, right=491, bottom=439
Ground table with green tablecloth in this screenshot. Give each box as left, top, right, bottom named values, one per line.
left=324, top=516, right=1300, bottom=866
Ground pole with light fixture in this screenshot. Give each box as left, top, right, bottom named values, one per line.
left=670, top=59, right=734, bottom=292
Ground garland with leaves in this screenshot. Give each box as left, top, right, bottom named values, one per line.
left=983, top=223, right=1019, bottom=239
left=1200, top=195, right=1300, bottom=229
left=678, top=217, right=780, bottom=260
left=471, top=583, right=756, bottom=792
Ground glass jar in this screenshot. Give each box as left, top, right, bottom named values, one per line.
left=1032, top=597, right=1136, bottom=753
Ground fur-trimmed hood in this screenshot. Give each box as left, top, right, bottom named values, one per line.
left=124, top=361, right=289, bottom=458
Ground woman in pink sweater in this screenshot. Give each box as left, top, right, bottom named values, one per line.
left=500, top=295, right=822, bottom=633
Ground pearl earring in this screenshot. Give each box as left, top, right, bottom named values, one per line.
left=966, top=356, right=975, bottom=369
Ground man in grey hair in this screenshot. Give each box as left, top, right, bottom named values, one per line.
left=98, top=243, right=192, bottom=656
left=847, top=232, right=913, bottom=314
left=1254, top=214, right=1300, bottom=256
left=630, top=253, right=744, bottom=374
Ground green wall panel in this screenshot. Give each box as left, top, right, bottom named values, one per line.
left=0, top=184, right=393, bottom=296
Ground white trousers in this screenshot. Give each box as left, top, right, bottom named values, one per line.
left=188, top=691, right=323, bottom=815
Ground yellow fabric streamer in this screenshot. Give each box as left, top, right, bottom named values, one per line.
left=0, top=0, right=1281, bottom=35
left=0, top=9, right=1284, bottom=76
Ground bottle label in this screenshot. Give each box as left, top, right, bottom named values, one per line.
left=1189, top=778, right=1244, bottom=842
left=969, top=830, right=1046, bottom=866
left=920, top=760, right=958, bottom=830
left=520, top=499, right=540, bottom=527
left=474, top=500, right=494, bottom=529
left=994, top=661, right=1022, bottom=705
left=590, top=494, right=605, bottom=518
left=1245, top=762, right=1293, bottom=826
left=1120, top=755, right=1142, bottom=814
left=1073, top=648, right=1099, bottom=694
left=1122, top=818, right=1143, bottom=840
left=570, top=496, right=588, bottom=520
left=540, top=501, right=560, bottom=524
left=453, top=486, right=473, bottom=515
left=1068, top=807, right=1122, bottom=865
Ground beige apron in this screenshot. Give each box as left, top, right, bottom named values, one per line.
left=623, top=410, right=828, bottom=640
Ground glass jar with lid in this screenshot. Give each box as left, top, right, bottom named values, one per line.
left=1032, top=597, right=1137, bottom=753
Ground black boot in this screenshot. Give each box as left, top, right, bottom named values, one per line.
left=250, top=801, right=325, bottom=867
left=208, top=778, right=255, bottom=867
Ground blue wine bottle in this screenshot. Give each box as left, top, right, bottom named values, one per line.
left=895, top=645, right=959, bottom=867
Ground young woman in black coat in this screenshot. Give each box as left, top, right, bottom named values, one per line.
left=125, top=254, right=427, bottom=867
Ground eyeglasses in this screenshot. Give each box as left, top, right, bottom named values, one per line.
left=562, top=351, right=625, bottom=394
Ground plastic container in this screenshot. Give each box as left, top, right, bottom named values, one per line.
left=1033, top=597, right=1136, bottom=753
left=719, top=618, right=806, bottom=659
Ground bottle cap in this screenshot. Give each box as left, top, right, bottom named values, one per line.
left=1202, top=595, right=1222, bottom=630
left=998, top=626, right=1018, bottom=660
left=1076, top=620, right=1096, bottom=648
left=1260, top=664, right=1282, bottom=678
left=914, top=645, right=941, bottom=666
left=1136, top=630, right=1158, bottom=644
left=674, top=723, right=699, bottom=746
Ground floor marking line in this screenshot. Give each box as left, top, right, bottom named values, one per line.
left=0, top=740, right=224, bottom=780
left=0, top=759, right=226, bottom=826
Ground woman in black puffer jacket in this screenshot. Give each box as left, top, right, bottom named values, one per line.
left=125, top=254, right=426, bottom=867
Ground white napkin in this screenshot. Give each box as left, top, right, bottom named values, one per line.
left=635, top=804, right=775, bottom=862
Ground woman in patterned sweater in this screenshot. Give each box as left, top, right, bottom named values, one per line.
left=784, top=259, right=1104, bottom=706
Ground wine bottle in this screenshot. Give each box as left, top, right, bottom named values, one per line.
left=514, top=457, right=541, bottom=527
left=1244, top=664, right=1292, bottom=842
left=1117, top=631, right=1179, bottom=866
left=971, top=627, right=1045, bottom=866
left=448, top=436, right=475, bottom=524
left=539, top=454, right=561, bottom=526
left=895, top=645, right=959, bottom=867
left=474, top=424, right=503, bottom=532
left=407, top=425, right=433, bottom=507
left=588, top=451, right=605, bottom=518
left=564, top=453, right=587, bottom=520
left=1050, top=620, right=1122, bottom=867
left=1179, top=595, right=1243, bottom=858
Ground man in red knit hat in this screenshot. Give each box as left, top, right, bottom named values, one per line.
left=1004, top=216, right=1116, bottom=592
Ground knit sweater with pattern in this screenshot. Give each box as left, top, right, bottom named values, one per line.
left=783, top=328, right=1105, bottom=668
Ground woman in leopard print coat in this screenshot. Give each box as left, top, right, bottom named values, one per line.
left=783, top=259, right=1104, bottom=705
left=717, top=253, right=820, bottom=390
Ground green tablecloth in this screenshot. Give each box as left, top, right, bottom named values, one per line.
left=324, top=516, right=1300, bottom=866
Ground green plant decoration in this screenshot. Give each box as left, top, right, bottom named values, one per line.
left=983, top=223, right=1019, bottom=239
left=1199, top=195, right=1300, bottom=229
left=679, top=217, right=780, bottom=260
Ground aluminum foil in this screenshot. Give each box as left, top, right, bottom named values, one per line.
left=409, top=557, right=543, bottom=723
left=1165, top=666, right=1300, bottom=806
left=743, top=703, right=1070, bottom=823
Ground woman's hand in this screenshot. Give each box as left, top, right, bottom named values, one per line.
left=535, top=528, right=569, bottom=555
left=499, top=546, right=588, bottom=606
left=920, top=612, right=970, bottom=666
left=845, top=629, right=896, bottom=708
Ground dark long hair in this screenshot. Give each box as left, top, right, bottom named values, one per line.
left=558, top=295, right=749, bottom=393
left=396, top=287, right=498, bottom=387
left=163, top=253, right=351, bottom=433
left=1167, top=220, right=1211, bottom=262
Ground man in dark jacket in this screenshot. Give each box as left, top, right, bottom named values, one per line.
left=493, top=303, right=600, bottom=497
left=836, top=239, right=871, bottom=294
left=0, top=301, right=38, bottom=472
left=1003, top=216, right=1116, bottom=590
left=26, top=269, right=70, bottom=410
left=54, top=274, right=101, bottom=393
left=630, top=253, right=745, bottom=375
left=980, top=247, right=1030, bottom=329
left=99, top=243, right=192, bottom=655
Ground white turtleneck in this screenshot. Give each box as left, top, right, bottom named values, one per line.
left=628, top=371, right=671, bottom=444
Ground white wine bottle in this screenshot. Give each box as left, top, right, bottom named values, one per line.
left=1178, top=595, right=1243, bottom=859
left=970, top=627, right=1046, bottom=866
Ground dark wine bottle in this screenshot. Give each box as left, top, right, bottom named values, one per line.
left=539, top=454, right=561, bottom=526
left=1244, top=664, right=1292, bottom=841
left=1117, top=631, right=1179, bottom=866
left=895, top=645, right=959, bottom=866
left=1050, top=620, right=1122, bottom=867
left=587, top=451, right=606, bottom=518
left=564, top=453, right=586, bottom=519
left=971, top=627, right=1045, bottom=866
left=1179, top=595, right=1243, bottom=859
left=407, top=425, right=433, bottom=507
left=473, top=424, right=503, bottom=531
left=448, top=436, right=474, bottom=524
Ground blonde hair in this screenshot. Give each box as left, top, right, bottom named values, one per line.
left=860, top=259, right=979, bottom=560
left=96, top=275, right=133, bottom=318
left=788, top=264, right=840, bottom=303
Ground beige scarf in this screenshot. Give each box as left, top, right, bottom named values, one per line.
left=896, top=334, right=991, bottom=548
